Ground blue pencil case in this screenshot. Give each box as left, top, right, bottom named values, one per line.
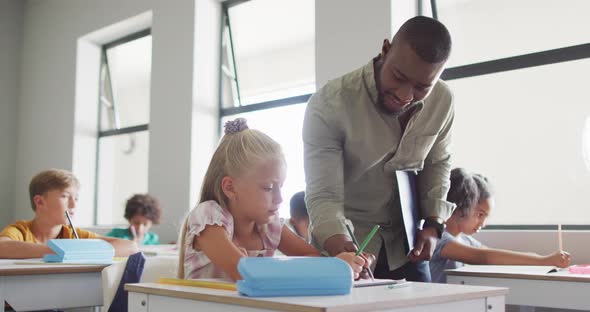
left=236, top=257, right=352, bottom=297
left=43, top=239, right=114, bottom=264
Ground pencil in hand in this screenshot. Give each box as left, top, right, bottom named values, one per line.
left=65, top=210, right=79, bottom=239
left=558, top=224, right=563, bottom=251
left=345, top=222, right=361, bottom=249
left=356, top=225, right=380, bottom=256
left=345, top=222, right=377, bottom=281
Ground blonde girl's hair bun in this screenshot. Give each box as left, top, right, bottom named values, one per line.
left=224, top=118, right=249, bottom=135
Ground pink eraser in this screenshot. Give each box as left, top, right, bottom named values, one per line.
left=569, top=265, right=590, bottom=274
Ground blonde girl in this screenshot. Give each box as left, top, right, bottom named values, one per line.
left=178, top=118, right=367, bottom=281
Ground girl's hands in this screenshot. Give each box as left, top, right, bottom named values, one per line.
left=130, top=226, right=145, bottom=245
left=358, top=252, right=376, bottom=279
left=336, top=252, right=367, bottom=279
left=237, top=247, right=248, bottom=257
left=544, top=251, right=571, bottom=268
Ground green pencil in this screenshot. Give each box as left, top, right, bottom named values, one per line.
left=356, top=225, right=380, bottom=256
left=345, top=223, right=360, bottom=248
left=344, top=221, right=376, bottom=280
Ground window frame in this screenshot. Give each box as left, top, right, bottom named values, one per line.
left=218, top=1, right=314, bottom=120
left=428, top=0, right=590, bottom=230
left=94, top=29, right=151, bottom=225
left=218, top=1, right=590, bottom=229
left=440, top=44, right=590, bottom=231
left=217, top=0, right=315, bottom=219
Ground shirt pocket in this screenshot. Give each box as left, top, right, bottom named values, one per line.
left=384, top=134, right=437, bottom=172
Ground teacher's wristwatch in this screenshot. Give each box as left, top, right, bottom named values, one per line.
left=423, top=217, right=445, bottom=239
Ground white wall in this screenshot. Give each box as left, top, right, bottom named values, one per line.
left=16, top=0, right=150, bottom=222
left=190, top=0, right=222, bottom=210
left=315, top=0, right=392, bottom=89
left=0, top=0, right=23, bottom=228
left=15, top=0, right=220, bottom=243
left=148, top=0, right=221, bottom=242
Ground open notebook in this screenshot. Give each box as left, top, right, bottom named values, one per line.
left=139, top=244, right=178, bottom=257
left=354, top=278, right=409, bottom=288
left=450, top=265, right=565, bottom=275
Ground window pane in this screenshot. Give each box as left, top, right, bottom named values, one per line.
left=96, top=131, right=149, bottom=225
left=222, top=0, right=315, bottom=107
left=101, top=35, right=152, bottom=130
left=221, top=103, right=307, bottom=218
left=447, top=58, right=590, bottom=225
left=391, top=0, right=418, bottom=35
left=438, top=0, right=590, bottom=67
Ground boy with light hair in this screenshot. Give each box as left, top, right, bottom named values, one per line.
left=0, top=169, right=138, bottom=258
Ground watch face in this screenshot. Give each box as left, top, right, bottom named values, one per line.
left=424, top=219, right=444, bottom=238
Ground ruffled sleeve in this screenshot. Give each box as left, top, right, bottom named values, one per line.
left=183, top=200, right=235, bottom=279
left=186, top=200, right=234, bottom=246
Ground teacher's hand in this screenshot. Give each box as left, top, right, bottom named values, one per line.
left=357, top=251, right=377, bottom=280
left=324, top=234, right=358, bottom=256
left=325, top=234, right=377, bottom=279
left=408, top=227, right=438, bottom=262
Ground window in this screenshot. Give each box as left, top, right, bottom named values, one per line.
left=220, top=0, right=315, bottom=218
left=410, top=0, right=590, bottom=227
left=221, top=0, right=315, bottom=107
left=446, top=58, right=590, bottom=226
left=95, top=30, right=152, bottom=225
left=437, top=0, right=589, bottom=68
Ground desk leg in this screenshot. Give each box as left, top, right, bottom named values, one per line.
left=129, top=293, right=148, bottom=312
left=486, top=296, right=505, bottom=312
left=0, top=276, right=5, bottom=312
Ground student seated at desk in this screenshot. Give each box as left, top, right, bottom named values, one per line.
left=429, top=168, right=571, bottom=283
left=106, top=194, right=161, bottom=245
left=287, top=191, right=310, bottom=242
left=178, top=118, right=371, bottom=281
left=0, top=169, right=138, bottom=258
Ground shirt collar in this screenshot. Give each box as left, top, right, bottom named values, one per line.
left=362, top=58, right=379, bottom=107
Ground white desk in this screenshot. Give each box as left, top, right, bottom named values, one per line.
left=0, top=259, right=107, bottom=312
left=126, top=282, right=507, bottom=312
left=139, top=244, right=178, bottom=257
left=446, top=265, right=590, bottom=311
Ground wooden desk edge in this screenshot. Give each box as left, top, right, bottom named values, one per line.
left=125, top=283, right=508, bottom=312
left=446, top=270, right=590, bottom=283
left=0, top=265, right=107, bottom=276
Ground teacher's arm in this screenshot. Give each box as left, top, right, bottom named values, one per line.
left=303, top=95, right=357, bottom=256
left=410, top=95, right=456, bottom=261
